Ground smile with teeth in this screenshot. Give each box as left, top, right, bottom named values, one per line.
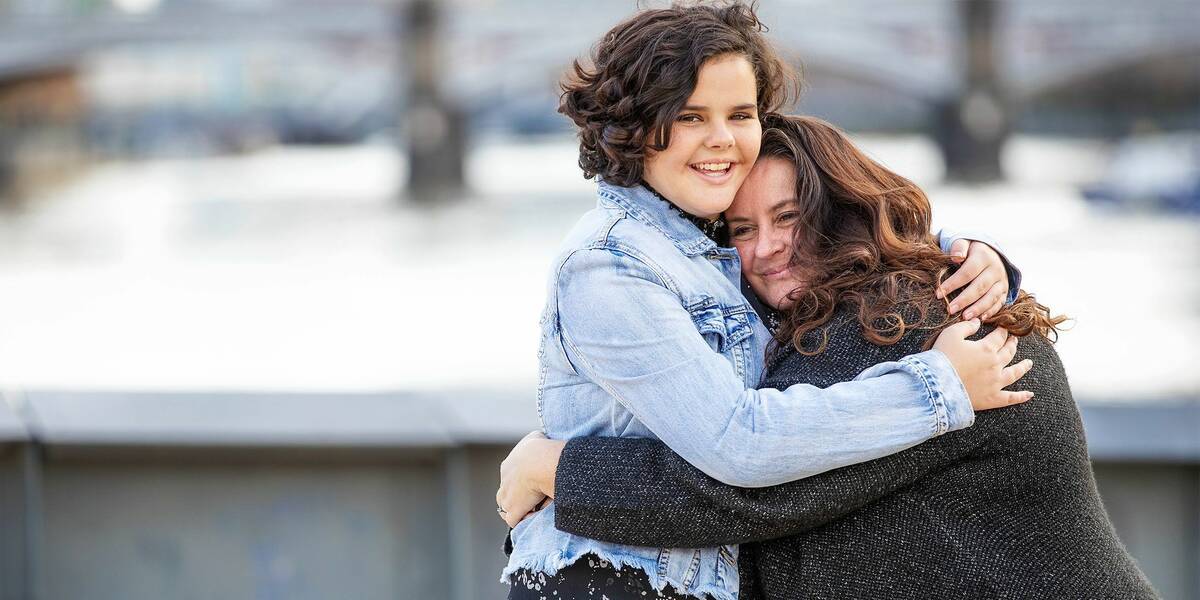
left=691, top=161, right=733, bottom=177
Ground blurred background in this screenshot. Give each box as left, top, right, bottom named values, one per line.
left=0, top=0, right=1196, bottom=598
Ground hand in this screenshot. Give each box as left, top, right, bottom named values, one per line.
left=937, top=240, right=1009, bottom=321
left=933, top=319, right=1034, bottom=411
left=496, top=430, right=564, bottom=529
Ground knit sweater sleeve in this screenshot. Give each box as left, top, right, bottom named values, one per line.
left=553, top=411, right=1003, bottom=547
left=554, top=311, right=1027, bottom=548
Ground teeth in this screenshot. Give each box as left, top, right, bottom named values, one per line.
left=694, top=162, right=731, bottom=172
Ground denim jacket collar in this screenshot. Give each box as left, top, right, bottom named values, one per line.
left=597, top=180, right=717, bottom=257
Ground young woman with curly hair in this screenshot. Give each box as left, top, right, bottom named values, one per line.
left=500, top=4, right=1031, bottom=599
left=500, top=115, right=1159, bottom=599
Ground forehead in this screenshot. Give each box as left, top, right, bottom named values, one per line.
left=688, top=54, right=757, bottom=102
left=729, top=158, right=796, bottom=216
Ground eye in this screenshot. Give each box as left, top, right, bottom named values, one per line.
left=677, top=113, right=702, bottom=123
left=730, top=112, right=754, bottom=121
left=777, top=211, right=800, bottom=224
left=731, top=225, right=755, bottom=239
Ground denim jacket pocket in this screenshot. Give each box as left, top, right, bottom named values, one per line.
left=688, top=297, right=754, bottom=381
left=688, top=297, right=754, bottom=353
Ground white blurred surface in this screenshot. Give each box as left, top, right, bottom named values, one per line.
left=0, top=136, right=1195, bottom=402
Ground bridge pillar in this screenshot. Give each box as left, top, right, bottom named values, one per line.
left=935, top=0, right=1010, bottom=183
left=400, top=0, right=465, bottom=204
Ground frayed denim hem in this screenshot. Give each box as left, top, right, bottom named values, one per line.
left=501, top=549, right=738, bottom=600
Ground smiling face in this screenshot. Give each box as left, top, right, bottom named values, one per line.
left=727, top=157, right=807, bottom=310
left=642, top=53, right=762, bottom=219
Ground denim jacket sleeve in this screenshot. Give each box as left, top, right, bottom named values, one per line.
left=936, top=228, right=1023, bottom=303
left=554, top=247, right=973, bottom=488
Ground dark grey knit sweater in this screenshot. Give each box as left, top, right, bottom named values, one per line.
left=552, top=307, right=1158, bottom=599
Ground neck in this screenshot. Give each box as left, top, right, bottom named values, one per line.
left=641, top=181, right=720, bottom=220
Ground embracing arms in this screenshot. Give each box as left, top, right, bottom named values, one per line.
left=551, top=425, right=990, bottom=547
left=551, top=241, right=1029, bottom=492
left=497, top=236, right=1026, bottom=528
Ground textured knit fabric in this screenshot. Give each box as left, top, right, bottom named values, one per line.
left=552, top=305, right=1159, bottom=600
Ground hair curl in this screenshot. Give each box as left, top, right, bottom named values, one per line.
left=756, top=113, right=1068, bottom=355
left=559, top=1, right=799, bottom=186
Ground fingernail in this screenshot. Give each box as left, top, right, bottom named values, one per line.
left=948, top=304, right=958, bottom=313
left=963, top=310, right=974, bottom=320
left=935, top=289, right=944, bottom=299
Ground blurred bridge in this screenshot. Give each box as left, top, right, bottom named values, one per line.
left=2, top=0, right=1196, bottom=189
left=1, top=0, right=1197, bottom=105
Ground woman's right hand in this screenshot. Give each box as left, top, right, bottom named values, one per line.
left=496, top=430, right=565, bottom=529
left=933, top=319, right=1034, bottom=411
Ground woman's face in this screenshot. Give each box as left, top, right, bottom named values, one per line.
left=642, top=54, right=761, bottom=219
left=727, top=157, right=806, bottom=310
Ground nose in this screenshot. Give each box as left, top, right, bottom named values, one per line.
left=705, top=120, right=734, bottom=149
left=754, top=225, right=786, bottom=259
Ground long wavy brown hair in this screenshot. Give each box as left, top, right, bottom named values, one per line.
left=758, top=113, right=1067, bottom=355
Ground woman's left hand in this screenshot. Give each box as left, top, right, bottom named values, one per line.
left=496, top=430, right=564, bottom=529
left=936, top=240, right=1009, bottom=321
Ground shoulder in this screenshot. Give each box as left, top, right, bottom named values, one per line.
left=1010, top=332, right=1073, bottom=412
left=766, top=304, right=936, bottom=388
left=551, top=208, right=686, bottom=294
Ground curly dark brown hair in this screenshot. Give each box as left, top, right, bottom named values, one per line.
left=559, top=1, right=799, bottom=187
left=756, top=113, right=1068, bottom=355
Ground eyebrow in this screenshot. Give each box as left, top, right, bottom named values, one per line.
left=683, top=103, right=758, bottom=112
left=726, top=198, right=799, bottom=224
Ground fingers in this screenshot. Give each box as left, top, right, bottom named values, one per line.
left=504, top=510, right=523, bottom=529
left=962, top=280, right=1006, bottom=321
left=939, top=317, right=981, bottom=341
left=997, top=331, right=1019, bottom=365
left=948, top=265, right=999, bottom=315
left=980, top=326, right=1009, bottom=351
left=496, top=487, right=548, bottom=528
left=981, top=298, right=1004, bottom=320
left=1001, top=358, right=1033, bottom=387
left=996, top=390, right=1033, bottom=407
left=937, top=256, right=981, bottom=300
left=949, top=238, right=970, bottom=263
left=975, top=390, right=1034, bottom=411
left=522, top=430, right=548, bottom=442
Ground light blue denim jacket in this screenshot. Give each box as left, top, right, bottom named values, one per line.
left=503, top=182, right=1007, bottom=600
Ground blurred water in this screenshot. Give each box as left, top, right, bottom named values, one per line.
left=0, top=135, right=1195, bottom=403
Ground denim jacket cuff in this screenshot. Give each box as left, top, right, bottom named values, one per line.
left=902, top=350, right=975, bottom=434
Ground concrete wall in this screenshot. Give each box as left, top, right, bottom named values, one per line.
left=0, top=445, right=1192, bottom=600
left=1, top=445, right=517, bottom=600
left=1, top=394, right=1196, bottom=600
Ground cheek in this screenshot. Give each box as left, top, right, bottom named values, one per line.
left=664, top=129, right=701, bottom=167
left=738, top=124, right=762, bottom=159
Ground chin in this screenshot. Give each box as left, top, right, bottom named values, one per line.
left=690, top=189, right=736, bottom=214
left=770, top=292, right=794, bottom=312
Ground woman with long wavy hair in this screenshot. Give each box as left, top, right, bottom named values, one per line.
left=499, top=114, right=1158, bottom=599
